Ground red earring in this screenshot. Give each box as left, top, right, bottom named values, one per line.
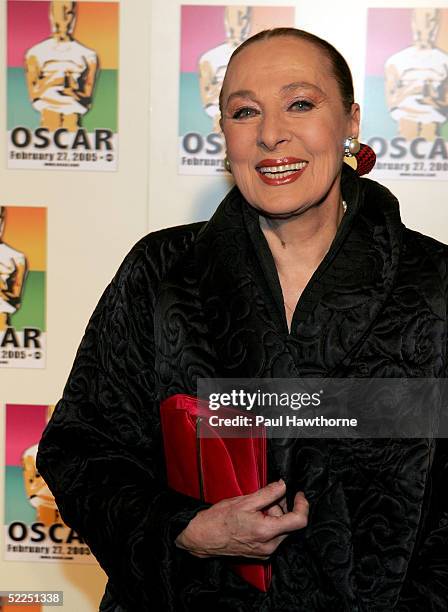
left=355, top=143, right=376, bottom=176
left=344, top=137, right=376, bottom=176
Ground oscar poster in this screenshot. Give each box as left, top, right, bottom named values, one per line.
left=7, top=0, right=119, bottom=171
left=4, top=404, right=95, bottom=564
left=362, top=8, right=448, bottom=180
left=0, top=206, right=46, bottom=369
left=178, top=5, right=295, bottom=175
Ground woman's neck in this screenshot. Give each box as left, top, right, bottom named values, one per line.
left=259, top=196, right=346, bottom=275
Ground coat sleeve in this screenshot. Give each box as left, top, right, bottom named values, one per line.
left=394, top=233, right=448, bottom=611
left=396, top=437, right=448, bottom=611
left=36, top=236, right=210, bottom=611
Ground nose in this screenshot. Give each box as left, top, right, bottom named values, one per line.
left=257, top=110, right=291, bottom=151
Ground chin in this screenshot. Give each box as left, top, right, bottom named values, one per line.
left=250, top=196, right=311, bottom=218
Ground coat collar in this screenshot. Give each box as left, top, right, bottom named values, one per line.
left=193, top=165, right=404, bottom=378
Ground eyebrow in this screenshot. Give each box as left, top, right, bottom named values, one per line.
left=281, top=81, right=325, bottom=96
left=225, top=81, right=326, bottom=107
left=225, top=89, right=258, bottom=106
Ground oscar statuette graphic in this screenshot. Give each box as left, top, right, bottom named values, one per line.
left=198, top=7, right=252, bottom=134
left=24, top=1, right=99, bottom=133
left=362, top=7, right=448, bottom=180
left=385, top=8, right=448, bottom=142
left=0, top=207, right=27, bottom=333
left=22, top=407, right=60, bottom=526
left=0, top=206, right=46, bottom=369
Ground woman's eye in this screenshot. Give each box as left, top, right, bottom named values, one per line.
left=289, top=100, right=314, bottom=111
left=232, top=107, right=258, bottom=119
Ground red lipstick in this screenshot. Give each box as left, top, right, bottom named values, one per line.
left=255, top=157, right=308, bottom=186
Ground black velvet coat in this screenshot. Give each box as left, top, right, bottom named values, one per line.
left=37, top=167, right=448, bottom=611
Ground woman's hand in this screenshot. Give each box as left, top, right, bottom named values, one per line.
left=174, top=479, right=308, bottom=559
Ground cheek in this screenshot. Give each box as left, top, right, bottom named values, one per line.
left=224, top=126, right=253, bottom=161
left=223, top=130, right=258, bottom=201
left=305, top=123, right=344, bottom=158
left=231, top=162, right=258, bottom=202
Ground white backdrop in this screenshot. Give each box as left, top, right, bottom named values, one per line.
left=1, top=0, right=448, bottom=609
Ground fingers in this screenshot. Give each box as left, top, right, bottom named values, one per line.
left=265, top=492, right=288, bottom=517
left=265, top=503, right=284, bottom=518
left=292, top=490, right=309, bottom=516
left=278, top=496, right=287, bottom=514
left=175, top=487, right=308, bottom=560
left=262, top=491, right=309, bottom=537
left=245, top=479, right=287, bottom=511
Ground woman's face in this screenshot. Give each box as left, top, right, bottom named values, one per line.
left=221, top=37, right=360, bottom=216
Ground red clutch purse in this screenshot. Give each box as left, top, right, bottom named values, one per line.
left=160, top=393, right=271, bottom=591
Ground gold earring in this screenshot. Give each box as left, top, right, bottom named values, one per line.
left=224, top=155, right=232, bottom=173
left=343, top=136, right=360, bottom=158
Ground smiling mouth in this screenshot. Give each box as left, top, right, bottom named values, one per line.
left=257, top=161, right=307, bottom=178
left=256, top=159, right=308, bottom=185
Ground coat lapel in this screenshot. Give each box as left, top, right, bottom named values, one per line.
left=193, top=186, right=300, bottom=378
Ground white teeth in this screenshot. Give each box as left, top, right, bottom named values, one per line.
left=258, top=162, right=307, bottom=174
left=262, top=170, right=299, bottom=178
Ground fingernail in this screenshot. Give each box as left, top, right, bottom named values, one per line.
left=277, top=478, right=285, bottom=486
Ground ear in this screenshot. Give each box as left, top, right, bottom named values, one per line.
left=350, top=103, right=361, bottom=138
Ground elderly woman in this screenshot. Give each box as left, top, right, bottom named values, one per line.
left=37, top=28, right=448, bottom=611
